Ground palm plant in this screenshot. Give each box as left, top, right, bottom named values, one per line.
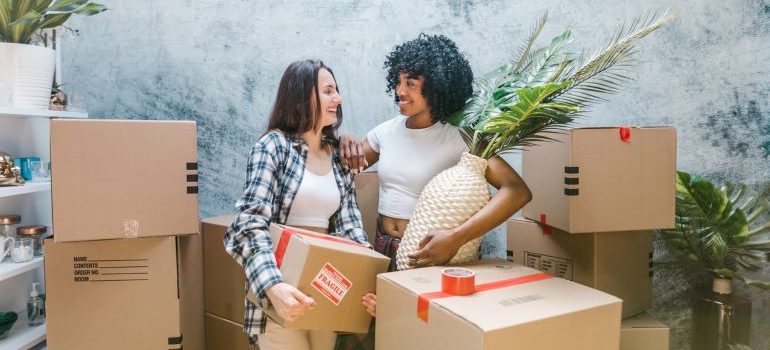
left=0, top=0, right=107, bottom=44
left=395, top=11, right=677, bottom=270
left=657, top=171, right=770, bottom=289
left=446, top=10, right=676, bottom=159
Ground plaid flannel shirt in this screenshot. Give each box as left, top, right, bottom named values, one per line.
left=223, top=130, right=370, bottom=344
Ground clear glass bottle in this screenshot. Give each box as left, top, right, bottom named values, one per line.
left=0, top=215, right=21, bottom=239
left=16, top=225, right=47, bottom=257
left=27, top=283, right=45, bottom=327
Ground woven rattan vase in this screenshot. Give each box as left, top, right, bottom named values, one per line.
left=395, top=152, right=490, bottom=270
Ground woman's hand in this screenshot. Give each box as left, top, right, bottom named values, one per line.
left=339, top=134, right=368, bottom=174
left=266, top=282, right=316, bottom=322
left=362, top=292, right=376, bottom=317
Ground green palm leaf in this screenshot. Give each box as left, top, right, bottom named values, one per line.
left=554, top=10, right=676, bottom=107
left=450, top=11, right=674, bottom=159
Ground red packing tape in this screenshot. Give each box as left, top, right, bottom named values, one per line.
left=539, top=214, right=552, bottom=235
left=274, top=227, right=364, bottom=267
left=619, top=127, right=631, bottom=143
left=442, top=268, right=476, bottom=296
left=417, top=271, right=552, bottom=322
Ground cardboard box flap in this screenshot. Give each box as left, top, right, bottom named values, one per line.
left=270, top=224, right=385, bottom=260
left=381, top=262, right=621, bottom=331
left=294, top=234, right=385, bottom=259
left=202, top=215, right=235, bottom=227
left=621, top=312, right=668, bottom=329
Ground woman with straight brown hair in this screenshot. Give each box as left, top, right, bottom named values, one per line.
left=224, top=59, right=370, bottom=350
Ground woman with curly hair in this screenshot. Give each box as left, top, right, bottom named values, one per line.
left=336, top=34, right=531, bottom=349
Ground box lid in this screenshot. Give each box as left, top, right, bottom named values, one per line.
left=621, top=312, right=668, bottom=329
left=202, top=215, right=236, bottom=227
left=380, top=261, right=621, bottom=331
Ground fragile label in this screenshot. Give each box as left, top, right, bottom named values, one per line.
left=524, top=251, right=573, bottom=280
left=311, top=263, right=352, bottom=306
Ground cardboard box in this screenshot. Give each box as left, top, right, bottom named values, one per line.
left=621, top=312, right=670, bottom=350
left=354, top=171, right=379, bottom=243
left=521, top=127, right=676, bottom=233
left=376, top=260, right=622, bottom=350
left=202, top=178, right=380, bottom=327
left=506, top=218, right=652, bottom=317
left=247, top=224, right=390, bottom=333
left=51, top=119, right=199, bottom=242
left=205, top=312, right=251, bottom=350
left=45, top=236, right=204, bottom=350
left=202, top=215, right=247, bottom=324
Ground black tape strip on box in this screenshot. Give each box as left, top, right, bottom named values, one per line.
left=168, top=335, right=183, bottom=344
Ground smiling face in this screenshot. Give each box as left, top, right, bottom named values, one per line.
left=395, top=72, right=431, bottom=121
left=314, top=68, right=342, bottom=129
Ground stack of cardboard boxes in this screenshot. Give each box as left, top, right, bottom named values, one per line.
left=507, top=127, right=675, bottom=349
left=201, top=215, right=252, bottom=350
left=43, top=119, right=204, bottom=350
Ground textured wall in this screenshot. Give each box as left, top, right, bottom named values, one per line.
left=62, top=0, right=770, bottom=348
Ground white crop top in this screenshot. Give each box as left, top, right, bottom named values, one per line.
left=367, top=115, right=468, bottom=219
left=285, top=168, right=341, bottom=228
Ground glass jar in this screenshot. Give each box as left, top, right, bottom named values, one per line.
left=0, top=215, right=21, bottom=239
left=11, top=238, right=34, bottom=263
left=16, top=225, right=47, bottom=257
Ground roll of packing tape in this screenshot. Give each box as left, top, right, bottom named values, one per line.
left=441, top=267, right=476, bottom=296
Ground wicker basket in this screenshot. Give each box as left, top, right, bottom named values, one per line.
left=395, top=152, right=490, bottom=270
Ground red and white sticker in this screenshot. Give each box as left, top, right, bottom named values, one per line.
left=311, top=263, right=352, bottom=306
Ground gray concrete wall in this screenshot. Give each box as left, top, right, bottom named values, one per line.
left=62, top=1, right=770, bottom=348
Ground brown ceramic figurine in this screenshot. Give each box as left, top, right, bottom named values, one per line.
left=49, top=85, right=67, bottom=111
left=0, top=152, right=24, bottom=186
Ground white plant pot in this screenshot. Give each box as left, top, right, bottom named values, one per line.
left=0, top=43, right=56, bottom=110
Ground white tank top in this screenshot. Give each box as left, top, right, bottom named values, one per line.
left=285, top=167, right=341, bottom=228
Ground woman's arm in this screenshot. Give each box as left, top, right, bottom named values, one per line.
left=224, top=137, right=284, bottom=298
left=223, top=135, right=315, bottom=320
left=409, top=155, right=532, bottom=266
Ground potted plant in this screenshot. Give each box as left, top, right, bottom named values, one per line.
left=394, top=11, right=676, bottom=270
left=657, top=171, right=770, bottom=350
left=0, top=0, right=106, bottom=109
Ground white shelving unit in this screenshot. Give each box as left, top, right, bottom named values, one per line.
left=0, top=258, right=44, bottom=282
left=2, top=311, right=46, bottom=350
left=0, top=107, right=87, bottom=350
left=0, top=107, right=87, bottom=119
left=0, top=184, right=51, bottom=199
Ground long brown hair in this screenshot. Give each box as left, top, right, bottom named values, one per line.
left=265, top=59, right=342, bottom=146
